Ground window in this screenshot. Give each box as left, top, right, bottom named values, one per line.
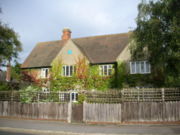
left=41, top=68, right=49, bottom=78
left=99, top=65, right=113, bottom=76
left=70, top=92, right=78, bottom=102
left=62, top=65, right=75, bottom=77
left=130, top=61, right=151, bottom=74
left=42, top=87, right=49, bottom=92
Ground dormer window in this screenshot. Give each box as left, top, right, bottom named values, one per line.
left=41, top=68, right=49, bottom=78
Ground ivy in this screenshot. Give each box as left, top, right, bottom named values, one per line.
left=50, top=57, right=115, bottom=91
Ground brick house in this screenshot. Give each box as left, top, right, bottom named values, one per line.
left=21, top=28, right=151, bottom=88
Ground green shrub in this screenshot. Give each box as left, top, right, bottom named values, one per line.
left=19, top=85, right=40, bottom=103
left=0, top=82, right=11, bottom=91
left=78, top=93, right=86, bottom=104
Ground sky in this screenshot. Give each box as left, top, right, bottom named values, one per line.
left=0, top=0, right=140, bottom=64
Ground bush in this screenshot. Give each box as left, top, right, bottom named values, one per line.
left=78, top=93, right=86, bottom=104
left=19, top=85, right=41, bottom=103
left=0, top=81, right=11, bottom=91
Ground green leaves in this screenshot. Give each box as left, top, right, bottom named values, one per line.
left=0, top=23, right=22, bottom=64
left=132, top=0, right=180, bottom=87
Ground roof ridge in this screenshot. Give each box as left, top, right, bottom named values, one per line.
left=35, top=32, right=130, bottom=45
left=72, top=32, right=130, bottom=40
left=37, top=40, right=60, bottom=45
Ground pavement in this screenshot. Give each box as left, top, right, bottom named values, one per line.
left=0, top=118, right=180, bottom=135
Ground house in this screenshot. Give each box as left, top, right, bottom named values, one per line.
left=21, top=28, right=151, bottom=89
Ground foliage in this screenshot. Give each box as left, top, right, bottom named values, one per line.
left=50, top=59, right=78, bottom=91
left=11, top=62, right=22, bottom=81
left=116, top=61, right=153, bottom=88
left=116, top=61, right=129, bottom=88
left=21, top=69, right=48, bottom=88
left=50, top=56, right=114, bottom=91
left=75, top=56, right=88, bottom=79
left=131, top=0, right=180, bottom=87
left=77, top=93, right=86, bottom=104
left=0, top=10, right=22, bottom=66
left=0, top=81, right=11, bottom=91
left=19, top=85, right=40, bottom=103
left=0, top=81, right=22, bottom=91
left=51, top=59, right=63, bottom=79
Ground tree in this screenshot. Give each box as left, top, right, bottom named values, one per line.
left=0, top=9, right=22, bottom=67
left=131, top=0, right=180, bottom=87
left=11, top=62, right=22, bottom=81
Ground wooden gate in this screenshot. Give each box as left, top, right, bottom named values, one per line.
left=71, top=104, right=83, bottom=123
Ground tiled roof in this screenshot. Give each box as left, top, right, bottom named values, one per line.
left=21, top=40, right=67, bottom=68
left=21, top=32, right=130, bottom=68
left=73, top=33, right=129, bottom=64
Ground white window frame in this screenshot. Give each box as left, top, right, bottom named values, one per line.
left=62, top=65, right=75, bottom=77
left=130, top=61, right=151, bottom=74
left=99, top=64, right=113, bottom=76
left=41, top=68, right=49, bottom=78
left=70, top=92, right=78, bottom=102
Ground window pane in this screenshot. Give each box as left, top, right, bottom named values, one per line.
left=136, top=61, right=140, bottom=73
left=108, top=68, right=112, bottom=75
left=72, top=93, right=74, bottom=101
left=75, top=93, right=78, bottom=101
left=146, top=61, right=150, bottom=73
left=108, top=65, right=112, bottom=75
left=63, top=66, right=65, bottom=76
left=131, top=62, right=135, bottom=74
left=104, top=65, right=107, bottom=75
left=70, top=66, right=73, bottom=76
left=45, top=69, right=48, bottom=77
left=140, top=61, right=144, bottom=73
left=66, top=66, right=69, bottom=76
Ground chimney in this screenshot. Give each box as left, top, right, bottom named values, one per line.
left=6, top=62, right=11, bottom=82
left=61, top=28, right=71, bottom=40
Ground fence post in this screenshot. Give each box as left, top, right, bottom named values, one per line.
left=37, top=93, right=40, bottom=102
left=58, top=92, right=60, bottom=102
left=121, top=89, right=124, bottom=102
left=138, top=89, right=140, bottom=102
left=161, top=88, right=165, bottom=102
left=11, top=91, right=13, bottom=101
left=83, top=101, right=86, bottom=123
left=67, top=92, right=72, bottom=123
left=143, top=88, right=144, bottom=102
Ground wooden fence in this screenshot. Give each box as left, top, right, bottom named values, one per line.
left=83, top=101, right=180, bottom=123
left=122, top=101, right=180, bottom=122
left=0, top=91, right=70, bottom=102
left=83, top=102, right=121, bottom=123
left=0, top=88, right=180, bottom=123
left=85, top=88, right=180, bottom=103
left=0, top=88, right=180, bottom=103
left=0, top=101, right=180, bottom=123
left=0, top=101, right=68, bottom=121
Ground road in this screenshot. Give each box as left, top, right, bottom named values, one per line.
left=0, top=118, right=180, bottom=135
